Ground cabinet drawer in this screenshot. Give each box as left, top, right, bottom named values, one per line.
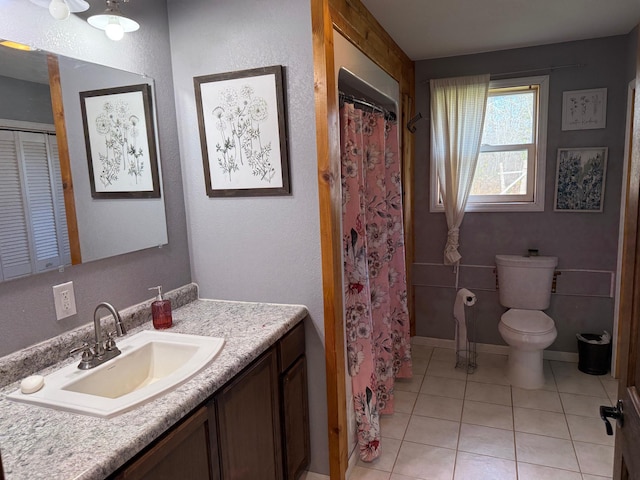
left=278, top=321, right=305, bottom=373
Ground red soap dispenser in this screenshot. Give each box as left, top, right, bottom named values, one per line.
left=149, top=286, right=172, bottom=329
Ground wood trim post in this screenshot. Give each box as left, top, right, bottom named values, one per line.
left=311, top=1, right=349, bottom=479
left=47, top=54, right=82, bottom=265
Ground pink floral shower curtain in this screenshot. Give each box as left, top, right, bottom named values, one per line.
left=340, top=101, right=412, bottom=462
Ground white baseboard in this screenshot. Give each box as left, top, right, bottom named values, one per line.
left=411, top=336, right=579, bottom=363
left=543, top=350, right=579, bottom=363
left=411, top=336, right=456, bottom=349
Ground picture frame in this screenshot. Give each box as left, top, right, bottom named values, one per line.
left=562, top=88, right=607, bottom=131
left=194, top=65, right=290, bottom=197
left=80, top=84, right=160, bottom=199
left=554, top=147, right=608, bottom=213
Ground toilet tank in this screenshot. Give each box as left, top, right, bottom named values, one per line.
left=495, top=255, right=558, bottom=310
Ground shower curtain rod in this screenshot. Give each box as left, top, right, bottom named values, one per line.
left=339, top=91, right=397, bottom=121
left=420, top=63, right=585, bottom=84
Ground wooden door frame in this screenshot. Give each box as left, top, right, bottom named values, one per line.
left=311, top=0, right=415, bottom=477
left=613, top=25, right=640, bottom=480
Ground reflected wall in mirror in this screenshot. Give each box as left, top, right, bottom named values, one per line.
left=0, top=43, right=168, bottom=283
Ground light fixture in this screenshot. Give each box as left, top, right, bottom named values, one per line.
left=88, top=0, right=139, bottom=42
left=29, top=0, right=89, bottom=20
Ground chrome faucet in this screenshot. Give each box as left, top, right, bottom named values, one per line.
left=70, top=302, right=127, bottom=370
left=93, top=302, right=127, bottom=356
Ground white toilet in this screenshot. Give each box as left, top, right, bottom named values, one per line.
left=496, top=254, right=558, bottom=390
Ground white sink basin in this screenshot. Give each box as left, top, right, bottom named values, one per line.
left=6, top=330, right=224, bottom=418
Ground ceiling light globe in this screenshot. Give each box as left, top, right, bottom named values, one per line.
left=48, top=0, right=70, bottom=20
left=105, top=17, right=125, bottom=41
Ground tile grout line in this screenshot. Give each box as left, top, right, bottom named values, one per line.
left=451, top=364, right=469, bottom=480
left=552, top=361, right=585, bottom=476
left=511, top=383, right=520, bottom=480
left=393, top=346, right=432, bottom=480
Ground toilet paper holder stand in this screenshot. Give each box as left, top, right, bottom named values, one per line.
left=455, top=305, right=477, bottom=374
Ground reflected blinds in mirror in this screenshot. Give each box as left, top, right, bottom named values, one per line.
left=0, top=130, right=70, bottom=281
left=0, top=130, right=31, bottom=280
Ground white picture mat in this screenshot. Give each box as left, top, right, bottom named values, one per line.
left=199, top=73, right=283, bottom=190
left=562, top=88, right=607, bottom=131
left=83, top=90, right=154, bottom=192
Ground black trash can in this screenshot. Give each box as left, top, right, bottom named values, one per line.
left=577, top=333, right=611, bottom=375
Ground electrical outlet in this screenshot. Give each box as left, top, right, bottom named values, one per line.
left=61, top=290, right=71, bottom=311
left=53, top=281, right=76, bottom=320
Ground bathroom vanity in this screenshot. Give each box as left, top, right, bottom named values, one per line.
left=0, top=284, right=309, bottom=480
left=111, top=321, right=308, bottom=480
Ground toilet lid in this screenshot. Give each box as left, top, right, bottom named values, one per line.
left=501, top=309, right=555, bottom=334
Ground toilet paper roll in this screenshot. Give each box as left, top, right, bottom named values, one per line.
left=454, top=288, right=477, bottom=358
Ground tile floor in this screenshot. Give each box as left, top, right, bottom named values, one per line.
left=347, top=345, right=618, bottom=480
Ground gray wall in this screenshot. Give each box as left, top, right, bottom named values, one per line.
left=0, top=75, right=53, bottom=124
left=0, top=0, right=191, bottom=356
left=414, top=34, right=634, bottom=352
left=166, top=0, right=327, bottom=474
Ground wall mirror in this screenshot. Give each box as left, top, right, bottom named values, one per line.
left=0, top=42, right=168, bottom=283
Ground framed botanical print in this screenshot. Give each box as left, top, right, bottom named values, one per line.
left=194, top=65, right=290, bottom=197
left=80, top=84, right=160, bottom=199
left=562, top=88, right=607, bottom=131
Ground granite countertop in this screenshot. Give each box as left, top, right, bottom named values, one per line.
left=0, top=284, right=308, bottom=480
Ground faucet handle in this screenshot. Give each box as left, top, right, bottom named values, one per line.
left=70, top=342, right=91, bottom=356
left=70, top=342, right=94, bottom=370
left=105, top=331, right=118, bottom=351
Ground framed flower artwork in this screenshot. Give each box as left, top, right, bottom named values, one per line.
left=562, top=88, right=607, bottom=131
left=194, top=65, right=290, bottom=197
left=80, top=84, right=160, bottom=199
left=554, top=147, right=608, bottom=212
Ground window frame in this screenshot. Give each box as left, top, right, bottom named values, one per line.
left=430, top=75, right=549, bottom=213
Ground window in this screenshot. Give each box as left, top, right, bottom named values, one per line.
left=431, top=75, right=548, bottom=212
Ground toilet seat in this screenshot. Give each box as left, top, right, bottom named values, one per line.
left=500, top=309, right=555, bottom=335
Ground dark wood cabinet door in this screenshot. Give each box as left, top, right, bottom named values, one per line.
left=281, top=355, right=310, bottom=480
left=216, top=349, right=282, bottom=480
left=112, top=405, right=219, bottom=480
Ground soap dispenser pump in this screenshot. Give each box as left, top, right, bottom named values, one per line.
left=149, top=286, right=172, bottom=329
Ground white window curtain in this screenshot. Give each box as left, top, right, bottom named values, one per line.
left=430, top=74, right=490, bottom=265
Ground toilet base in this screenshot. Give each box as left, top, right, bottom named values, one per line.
left=506, top=347, right=545, bottom=390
